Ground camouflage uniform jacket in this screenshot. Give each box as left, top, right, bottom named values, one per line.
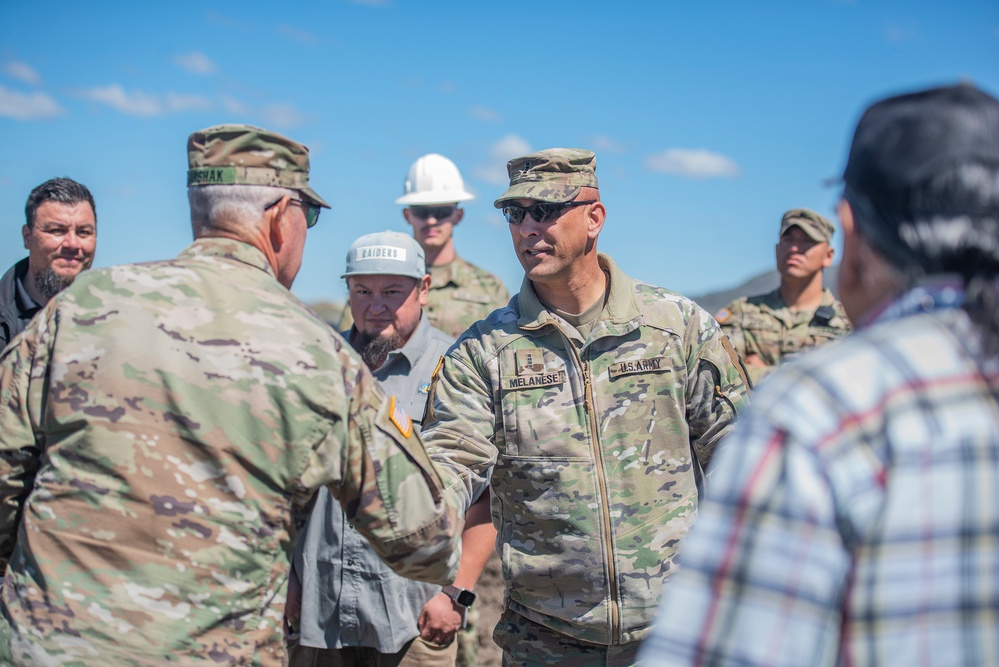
left=717, top=287, right=852, bottom=384
left=0, top=237, right=460, bottom=666
left=425, top=255, right=510, bottom=338
left=421, top=253, right=750, bottom=646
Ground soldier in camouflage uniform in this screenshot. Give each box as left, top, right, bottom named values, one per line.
left=716, top=208, right=852, bottom=384
left=340, top=154, right=510, bottom=339
left=420, top=148, right=751, bottom=666
left=0, top=125, right=461, bottom=666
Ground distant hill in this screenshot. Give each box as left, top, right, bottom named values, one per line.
left=691, top=265, right=841, bottom=315
left=310, top=268, right=841, bottom=327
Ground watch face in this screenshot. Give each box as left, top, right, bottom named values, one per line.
left=456, top=590, right=476, bottom=607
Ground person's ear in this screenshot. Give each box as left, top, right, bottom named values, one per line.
left=266, top=196, right=290, bottom=251
left=586, top=202, right=606, bottom=239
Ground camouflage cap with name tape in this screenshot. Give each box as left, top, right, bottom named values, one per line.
left=187, top=124, right=330, bottom=209
left=493, top=148, right=598, bottom=207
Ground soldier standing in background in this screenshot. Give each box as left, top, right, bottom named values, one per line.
left=0, top=177, right=97, bottom=348
left=715, top=208, right=851, bottom=384
left=340, top=154, right=510, bottom=339
left=0, top=125, right=461, bottom=666
left=421, top=148, right=750, bottom=665
left=640, top=82, right=999, bottom=667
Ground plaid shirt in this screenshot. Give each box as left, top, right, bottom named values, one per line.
left=640, top=281, right=999, bottom=666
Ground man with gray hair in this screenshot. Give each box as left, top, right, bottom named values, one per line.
left=0, top=177, right=97, bottom=349
left=0, top=125, right=461, bottom=665
left=290, top=230, right=495, bottom=667
left=641, top=83, right=999, bottom=666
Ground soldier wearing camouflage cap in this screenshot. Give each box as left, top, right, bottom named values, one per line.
left=715, top=207, right=852, bottom=384
left=0, top=125, right=462, bottom=665
left=419, top=148, right=751, bottom=665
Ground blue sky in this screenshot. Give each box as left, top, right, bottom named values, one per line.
left=1, top=1, right=997, bottom=306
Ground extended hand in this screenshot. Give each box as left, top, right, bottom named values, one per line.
left=417, top=591, right=463, bottom=646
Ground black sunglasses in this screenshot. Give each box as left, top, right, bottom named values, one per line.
left=265, top=197, right=321, bottom=228
left=502, top=200, right=598, bottom=226
left=409, top=205, right=458, bottom=220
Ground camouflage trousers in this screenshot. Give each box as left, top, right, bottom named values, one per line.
left=493, top=609, right=640, bottom=667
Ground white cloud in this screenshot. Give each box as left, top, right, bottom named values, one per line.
left=645, top=148, right=740, bottom=179
left=165, top=93, right=213, bottom=112
left=261, top=103, right=304, bottom=128
left=277, top=24, right=318, bottom=45
left=78, top=84, right=213, bottom=116
left=206, top=10, right=252, bottom=32
left=589, top=135, right=624, bottom=153
left=5, top=61, right=41, bottom=86
left=220, top=95, right=249, bottom=115
left=0, top=85, right=63, bottom=120
left=473, top=134, right=532, bottom=185
left=79, top=84, right=161, bottom=115
left=174, top=52, right=217, bottom=75
left=470, top=106, right=501, bottom=122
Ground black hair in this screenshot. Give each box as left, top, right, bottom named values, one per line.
left=24, top=177, right=96, bottom=229
left=844, top=160, right=999, bottom=355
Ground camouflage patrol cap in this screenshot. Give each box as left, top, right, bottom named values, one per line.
left=187, top=124, right=330, bottom=208
left=493, top=148, right=598, bottom=207
left=780, top=208, right=834, bottom=243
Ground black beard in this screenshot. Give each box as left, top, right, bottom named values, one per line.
left=352, top=330, right=404, bottom=370
left=34, top=267, right=75, bottom=301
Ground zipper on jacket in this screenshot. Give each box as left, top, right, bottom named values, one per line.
left=563, top=328, right=621, bottom=642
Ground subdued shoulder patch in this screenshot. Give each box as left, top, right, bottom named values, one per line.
left=714, top=307, right=732, bottom=324
left=389, top=396, right=413, bottom=438
left=720, top=334, right=752, bottom=393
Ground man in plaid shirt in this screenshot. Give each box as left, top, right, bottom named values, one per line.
left=641, top=83, right=999, bottom=666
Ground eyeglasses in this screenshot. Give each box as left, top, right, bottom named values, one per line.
left=265, top=197, right=321, bottom=228
left=408, top=205, right=458, bottom=221
left=502, top=200, right=598, bottom=226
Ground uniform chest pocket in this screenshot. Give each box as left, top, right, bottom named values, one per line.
left=497, top=347, right=584, bottom=457
left=743, top=317, right=779, bottom=333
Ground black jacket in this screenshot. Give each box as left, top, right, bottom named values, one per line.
left=0, top=258, right=37, bottom=350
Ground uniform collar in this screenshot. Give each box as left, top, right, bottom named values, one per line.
left=179, top=237, right=276, bottom=278
left=428, top=256, right=465, bottom=288
left=517, top=253, right=642, bottom=337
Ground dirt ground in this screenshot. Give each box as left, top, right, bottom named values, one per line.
left=470, top=552, right=503, bottom=667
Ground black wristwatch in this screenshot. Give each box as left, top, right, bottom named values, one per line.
left=442, top=585, right=476, bottom=608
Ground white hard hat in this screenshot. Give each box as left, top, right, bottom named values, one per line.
left=395, top=153, right=475, bottom=206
